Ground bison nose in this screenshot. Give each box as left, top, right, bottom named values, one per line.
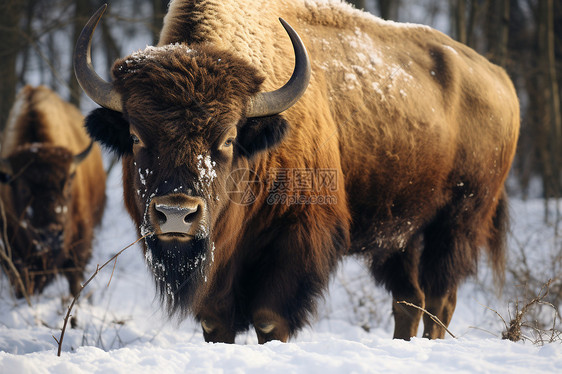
left=150, top=195, right=205, bottom=236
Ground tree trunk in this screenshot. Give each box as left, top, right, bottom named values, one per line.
left=152, top=0, right=169, bottom=44
left=542, top=0, right=562, bottom=225
left=378, top=0, right=399, bottom=20
left=495, top=0, right=511, bottom=67
left=454, top=0, right=467, bottom=44
left=0, top=0, right=25, bottom=131
left=69, top=0, right=92, bottom=108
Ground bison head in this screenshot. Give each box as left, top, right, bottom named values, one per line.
left=75, top=5, right=310, bottom=315
left=0, top=142, right=93, bottom=295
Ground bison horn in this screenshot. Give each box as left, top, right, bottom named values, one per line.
left=73, top=141, right=94, bottom=166
left=74, top=4, right=123, bottom=112
left=246, top=18, right=311, bottom=118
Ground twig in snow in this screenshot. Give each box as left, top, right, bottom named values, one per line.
left=0, top=199, right=31, bottom=306
left=396, top=300, right=457, bottom=339
left=55, top=232, right=153, bottom=356
left=502, top=279, right=561, bottom=344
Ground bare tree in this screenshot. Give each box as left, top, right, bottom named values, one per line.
left=378, top=0, right=400, bottom=20
left=69, top=0, right=94, bottom=108
left=347, top=0, right=366, bottom=10
left=451, top=0, right=467, bottom=44
left=0, top=0, right=25, bottom=131
left=538, top=0, right=562, bottom=221
left=495, top=0, right=511, bottom=67
left=151, top=0, right=168, bottom=44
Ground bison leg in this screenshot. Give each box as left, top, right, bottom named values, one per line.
left=245, top=260, right=327, bottom=344
left=197, top=302, right=241, bottom=343
left=422, top=288, right=457, bottom=339
left=369, top=239, right=425, bottom=340
left=199, top=316, right=237, bottom=344
left=391, top=292, right=425, bottom=340
left=252, top=308, right=290, bottom=344
left=419, top=199, right=483, bottom=339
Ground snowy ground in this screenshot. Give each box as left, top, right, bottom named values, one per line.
left=0, top=164, right=561, bottom=373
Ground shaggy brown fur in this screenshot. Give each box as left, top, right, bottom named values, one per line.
left=0, top=85, right=106, bottom=297
left=84, top=0, right=519, bottom=342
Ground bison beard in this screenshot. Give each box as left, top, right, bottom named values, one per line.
left=144, top=235, right=212, bottom=315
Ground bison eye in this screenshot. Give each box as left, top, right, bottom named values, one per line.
left=131, top=134, right=140, bottom=145
left=223, top=138, right=234, bottom=148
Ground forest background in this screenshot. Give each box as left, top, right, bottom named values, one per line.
left=0, top=0, right=561, bottom=342
left=1, top=0, right=560, bottom=204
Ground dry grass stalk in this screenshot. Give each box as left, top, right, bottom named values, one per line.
left=396, top=300, right=456, bottom=339
left=54, top=232, right=153, bottom=356
left=0, top=198, right=31, bottom=306
left=502, top=279, right=562, bottom=344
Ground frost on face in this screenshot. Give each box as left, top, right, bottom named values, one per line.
left=196, top=155, right=217, bottom=199
left=138, top=167, right=152, bottom=187
left=196, top=155, right=217, bottom=184
left=135, top=161, right=154, bottom=200
left=140, top=201, right=153, bottom=238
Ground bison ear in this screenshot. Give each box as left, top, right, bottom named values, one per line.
left=85, top=108, right=132, bottom=157
left=236, top=115, right=289, bottom=157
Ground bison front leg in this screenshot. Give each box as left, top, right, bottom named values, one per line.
left=200, top=317, right=237, bottom=344
left=248, top=252, right=329, bottom=344
left=197, top=307, right=237, bottom=344
left=252, top=308, right=290, bottom=344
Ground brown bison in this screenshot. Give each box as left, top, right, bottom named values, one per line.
left=0, top=85, right=106, bottom=298
left=75, top=1, right=519, bottom=343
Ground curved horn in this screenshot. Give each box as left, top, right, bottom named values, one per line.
left=74, top=4, right=122, bottom=112
left=73, top=141, right=94, bottom=166
left=246, top=18, right=311, bottom=118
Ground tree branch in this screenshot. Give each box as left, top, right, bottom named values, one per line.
left=56, top=232, right=153, bottom=356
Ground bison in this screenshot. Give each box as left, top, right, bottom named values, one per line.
left=76, top=1, right=519, bottom=343
left=0, top=85, right=106, bottom=298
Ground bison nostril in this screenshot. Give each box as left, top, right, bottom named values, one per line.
left=184, top=206, right=199, bottom=223
left=153, top=202, right=202, bottom=235
left=155, top=209, right=167, bottom=225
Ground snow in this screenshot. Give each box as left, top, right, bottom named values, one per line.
left=196, top=154, right=217, bottom=184
left=121, top=44, right=194, bottom=73
left=442, top=45, right=459, bottom=56
left=0, top=163, right=561, bottom=372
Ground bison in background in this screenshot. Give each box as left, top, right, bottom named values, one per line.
left=76, top=0, right=519, bottom=343
left=0, top=85, right=106, bottom=298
